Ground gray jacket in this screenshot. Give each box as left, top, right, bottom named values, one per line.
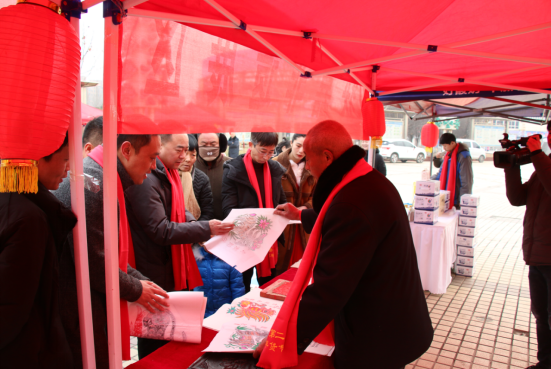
left=54, top=157, right=148, bottom=369
left=431, top=142, right=473, bottom=206
left=125, top=158, right=211, bottom=292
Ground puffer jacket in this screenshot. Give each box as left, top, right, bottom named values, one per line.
left=192, top=167, right=214, bottom=221
left=432, top=142, right=473, bottom=206
left=505, top=152, right=551, bottom=265
left=192, top=246, right=245, bottom=317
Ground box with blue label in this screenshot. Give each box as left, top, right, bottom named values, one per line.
left=440, top=190, right=450, bottom=202
left=460, top=194, right=480, bottom=207
left=459, top=216, right=477, bottom=228
left=458, top=226, right=476, bottom=237
left=456, top=255, right=475, bottom=267
left=415, top=180, right=440, bottom=196
left=455, top=264, right=475, bottom=277
left=413, top=209, right=439, bottom=225
left=457, top=235, right=476, bottom=247
left=460, top=206, right=478, bottom=217
left=457, top=245, right=475, bottom=257
left=415, top=194, right=441, bottom=210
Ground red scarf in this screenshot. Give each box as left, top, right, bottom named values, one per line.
left=258, top=159, right=372, bottom=369
left=243, top=149, right=278, bottom=277
left=88, top=145, right=135, bottom=361
left=159, top=157, right=203, bottom=291
left=439, top=144, right=460, bottom=209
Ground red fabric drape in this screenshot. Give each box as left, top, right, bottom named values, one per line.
left=257, top=159, right=373, bottom=369
left=243, top=149, right=277, bottom=277
left=158, top=157, right=203, bottom=291
left=439, top=144, right=460, bottom=209
left=88, top=145, right=134, bottom=360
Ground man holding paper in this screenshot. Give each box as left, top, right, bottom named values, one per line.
left=254, top=121, right=433, bottom=369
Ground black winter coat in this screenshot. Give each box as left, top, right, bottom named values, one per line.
left=363, top=148, right=387, bottom=176
left=125, top=158, right=212, bottom=292
left=221, top=154, right=287, bottom=218
left=227, top=136, right=240, bottom=158
left=192, top=167, right=214, bottom=221
left=505, top=152, right=551, bottom=265
left=0, top=183, right=76, bottom=369
left=296, top=146, right=433, bottom=369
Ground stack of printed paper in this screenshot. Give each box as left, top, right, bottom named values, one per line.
left=128, top=291, right=207, bottom=343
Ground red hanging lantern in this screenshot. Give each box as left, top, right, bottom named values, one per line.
left=0, top=0, right=80, bottom=193
left=361, top=92, right=386, bottom=148
left=421, top=121, right=440, bottom=153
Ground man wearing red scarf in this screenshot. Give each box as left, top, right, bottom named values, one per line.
left=125, top=133, right=234, bottom=358
left=221, top=132, right=287, bottom=292
left=254, top=121, right=433, bottom=369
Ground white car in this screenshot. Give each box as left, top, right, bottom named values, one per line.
left=456, top=139, right=486, bottom=163
left=380, top=139, right=426, bottom=163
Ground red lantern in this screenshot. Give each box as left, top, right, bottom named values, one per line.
left=0, top=1, right=80, bottom=193
left=421, top=122, right=440, bottom=153
left=361, top=92, right=386, bottom=147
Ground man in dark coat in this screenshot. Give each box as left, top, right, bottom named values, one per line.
left=362, top=144, right=387, bottom=176
left=195, top=133, right=232, bottom=220
left=257, top=120, right=433, bottom=368
left=124, top=134, right=234, bottom=358
left=0, top=133, right=75, bottom=369
left=54, top=134, right=170, bottom=369
left=228, top=132, right=240, bottom=158
left=505, top=124, right=551, bottom=369
left=222, top=132, right=287, bottom=291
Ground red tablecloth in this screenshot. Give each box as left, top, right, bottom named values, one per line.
left=127, top=268, right=334, bottom=369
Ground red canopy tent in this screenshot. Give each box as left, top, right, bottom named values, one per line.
left=52, top=0, right=551, bottom=367
left=81, top=102, right=103, bottom=125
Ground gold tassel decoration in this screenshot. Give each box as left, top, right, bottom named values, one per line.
left=0, top=160, right=39, bottom=194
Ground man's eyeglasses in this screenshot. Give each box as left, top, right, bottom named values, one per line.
left=255, top=146, right=275, bottom=157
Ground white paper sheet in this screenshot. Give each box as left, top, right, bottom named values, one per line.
left=128, top=291, right=207, bottom=343
left=204, top=323, right=269, bottom=353
left=204, top=209, right=290, bottom=272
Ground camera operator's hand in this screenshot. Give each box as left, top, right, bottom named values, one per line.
left=527, top=135, right=541, bottom=152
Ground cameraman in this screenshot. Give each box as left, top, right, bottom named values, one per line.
left=505, top=123, right=551, bottom=369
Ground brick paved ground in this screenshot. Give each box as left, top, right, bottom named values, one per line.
left=124, top=161, right=539, bottom=369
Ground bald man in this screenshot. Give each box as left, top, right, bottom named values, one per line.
left=257, top=121, right=433, bottom=368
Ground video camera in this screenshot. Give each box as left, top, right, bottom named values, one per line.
left=493, top=133, right=542, bottom=169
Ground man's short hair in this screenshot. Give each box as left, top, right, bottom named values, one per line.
left=251, top=132, right=278, bottom=147
left=82, top=116, right=103, bottom=147
left=188, top=134, right=198, bottom=152
left=43, top=131, right=69, bottom=161
left=439, top=133, right=457, bottom=145
left=117, top=134, right=155, bottom=154
left=160, top=134, right=173, bottom=144
left=292, top=133, right=306, bottom=142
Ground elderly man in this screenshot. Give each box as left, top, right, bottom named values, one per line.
left=195, top=133, right=231, bottom=220
left=1, top=133, right=75, bottom=368
left=124, top=134, right=234, bottom=358
left=255, top=121, right=433, bottom=369
left=55, top=134, right=170, bottom=369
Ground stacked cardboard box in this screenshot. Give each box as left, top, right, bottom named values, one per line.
left=455, top=194, right=481, bottom=277
left=413, top=180, right=440, bottom=225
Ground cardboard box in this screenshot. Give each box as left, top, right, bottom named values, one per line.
left=414, top=209, right=439, bottom=225
left=415, top=180, right=441, bottom=196
left=459, top=206, right=478, bottom=217
left=457, top=235, right=476, bottom=247
left=459, top=216, right=477, bottom=228
left=440, top=190, right=450, bottom=202
left=455, top=264, right=475, bottom=277
left=457, top=246, right=475, bottom=257
left=415, top=194, right=441, bottom=210
left=458, top=226, right=476, bottom=237
left=460, top=194, right=481, bottom=207
left=456, top=255, right=475, bottom=267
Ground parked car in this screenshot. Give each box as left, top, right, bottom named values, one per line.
left=456, top=139, right=486, bottom=163
left=380, top=139, right=426, bottom=163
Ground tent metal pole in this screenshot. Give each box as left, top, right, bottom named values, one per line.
left=444, top=22, right=551, bottom=48
left=103, top=17, right=123, bottom=369
left=486, top=96, right=551, bottom=111
left=466, top=81, right=551, bottom=96
left=437, top=47, right=551, bottom=66
left=82, top=0, right=104, bottom=10
left=69, top=17, right=97, bottom=369
left=127, top=8, right=236, bottom=28
left=203, top=0, right=305, bottom=75
left=379, top=82, right=453, bottom=96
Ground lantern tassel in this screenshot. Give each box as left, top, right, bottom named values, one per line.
left=0, top=160, right=39, bottom=194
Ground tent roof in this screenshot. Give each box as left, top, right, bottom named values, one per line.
left=131, top=0, right=551, bottom=96
left=81, top=102, right=103, bottom=125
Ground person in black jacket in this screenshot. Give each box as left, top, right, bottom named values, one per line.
left=179, top=134, right=214, bottom=221
left=0, top=133, right=76, bottom=368
left=257, top=121, right=433, bottom=368
left=222, top=132, right=287, bottom=291
left=125, top=133, right=234, bottom=358
left=362, top=142, right=387, bottom=176
left=227, top=132, right=240, bottom=158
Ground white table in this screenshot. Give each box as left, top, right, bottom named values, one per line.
left=410, top=211, right=459, bottom=294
